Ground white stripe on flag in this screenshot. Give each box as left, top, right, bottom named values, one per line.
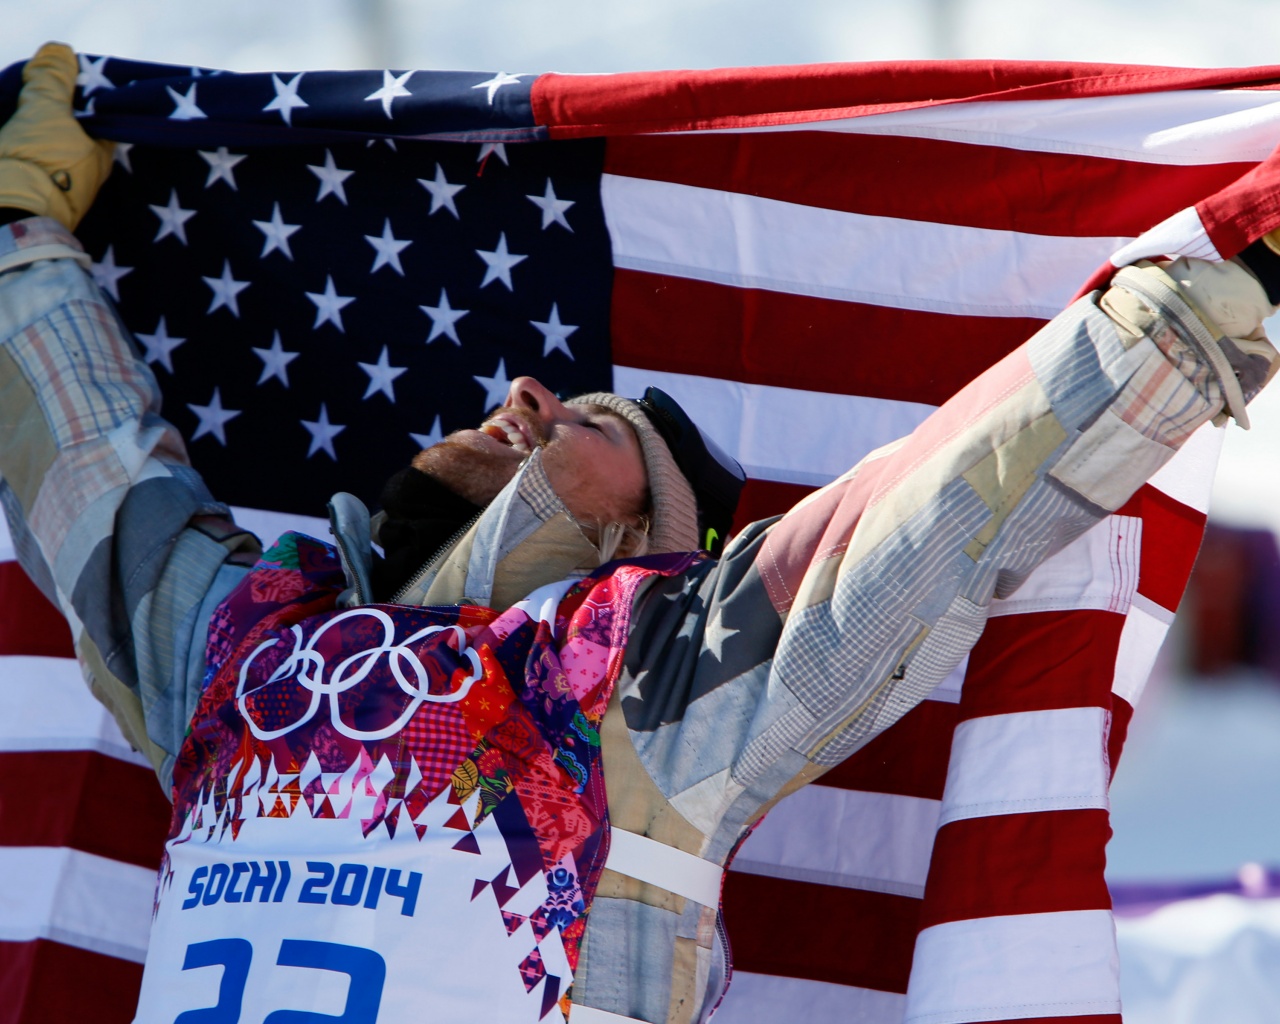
left=0, top=654, right=150, bottom=765
left=734, top=787, right=940, bottom=899
left=989, top=514, right=1141, bottom=618
left=1109, top=205, right=1221, bottom=266
left=0, top=506, right=327, bottom=574
left=0, top=846, right=154, bottom=962
left=1148, top=419, right=1225, bottom=513
left=610, top=366, right=935, bottom=487
left=715, top=972, right=905, bottom=1024
left=695, top=89, right=1280, bottom=166
left=939, top=707, right=1111, bottom=826
left=906, top=910, right=1121, bottom=1024
left=602, top=174, right=1128, bottom=319
left=229, top=505, right=329, bottom=549
left=1113, top=595, right=1176, bottom=708
left=926, top=656, right=967, bottom=704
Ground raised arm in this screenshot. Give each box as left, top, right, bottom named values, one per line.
left=0, top=45, right=260, bottom=787
left=609, top=249, right=1278, bottom=857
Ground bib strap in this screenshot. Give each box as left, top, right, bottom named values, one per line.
left=570, top=1004, right=652, bottom=1023
left=603, top=828, right=723, bottom=907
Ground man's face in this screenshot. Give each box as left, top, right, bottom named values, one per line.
left=413, top=376, right=648, bottom=526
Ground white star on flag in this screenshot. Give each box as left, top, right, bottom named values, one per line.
left=76, top=54, right=114, bottom=96
left=471, top=72, right=524, bottom=105
left=136, top=316, right=187, bottom=372
left=302, top=404, right=346, bottom=459
left=476, top=233, right=527, bottom=291
left=526, top=179, right=575, bottom=231
left=187, top=388, right=241, bottom=444
left=149, top=188, right=197, bottom=244
left=365, top=69, right=414, bottom=118
left=252, top=332, right=300, bottom=386
left=112, top=142, right=133, bottom=173
left=199, top=147, right=247, bottom=190
left=410, top=416, right=445, bottom=450
left=203, top=260, right=250, bottom=317
left=418, top=163, right=465, bottom=218
left=166, top=82, right=206, bottom=120
left=365, top=219, right=412, bottom=275
left=358, top=345, right=409, bottom=401
left=306, top=275, right=355, bottom=331
left=531, top=303, right=579, bottom=359
left=264, top=72, right=309, bottom=126
left=90, top=246, right=132, bottom=300
left=704, top=608, right=741, bottom=663
left=253, top=202, right=301, bottom=259
left=473, top=357, right=513, bottom=411
left=477, top=142, right=509, bottom=166
left=420, top=289, right=469, bottom=345
left=308, top=149, right=354, bottom=205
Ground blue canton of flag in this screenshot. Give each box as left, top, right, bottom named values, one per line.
left=0, top=55, right=614, bottom=517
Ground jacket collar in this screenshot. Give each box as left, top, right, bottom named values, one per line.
left=328, top=449, right=603, bottom=611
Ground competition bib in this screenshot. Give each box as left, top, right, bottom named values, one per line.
left=135, top=784, right=573, bottom=1023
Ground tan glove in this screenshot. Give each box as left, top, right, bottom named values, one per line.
left=0, top=42, right=114, bottom=230
left=1162, top=256, right=1276, bottom=340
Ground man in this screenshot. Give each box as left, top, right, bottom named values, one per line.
left=2, top=43, right=1279, bottom=1023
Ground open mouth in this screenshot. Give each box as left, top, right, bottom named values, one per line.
left=478, top=412, right=539, bottom=455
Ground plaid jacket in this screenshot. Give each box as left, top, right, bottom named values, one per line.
left=0, top=217, right=1262, bottom=1022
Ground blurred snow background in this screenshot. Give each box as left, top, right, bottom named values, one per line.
left=4, top=0, right=1280, bottom=1016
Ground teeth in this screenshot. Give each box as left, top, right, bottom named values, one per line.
left=480, top=416, right=534, bottom=453
left=506, top=431, right=530, bottom=453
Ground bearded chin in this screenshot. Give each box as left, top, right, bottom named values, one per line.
left=412, top=436, right=522, bottom=507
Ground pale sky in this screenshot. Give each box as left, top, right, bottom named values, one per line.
left=6, top=0, right=1280, bottom=73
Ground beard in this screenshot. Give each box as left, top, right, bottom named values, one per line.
left=411, top=408, right=547, bottom=507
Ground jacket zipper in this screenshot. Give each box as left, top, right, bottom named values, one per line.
left=390, top=509, right=483, bottom=605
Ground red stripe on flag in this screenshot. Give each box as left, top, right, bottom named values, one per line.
left=965, top=1018, right=1121, bottom=1024
left=1195, top=140, right=1280, bottom=260
left=611, top=268, right=1041, bottom=406
left=722, top=872, right=919, bottom=994
left=0, top=562, right=72, bottom=659
left=958, top=610, right=1125, bottom=722
left=1117, top=483, right=1207, bottom=612
left=0, top=751, right=169, bottom=871
left=919, top=810, right=1113, bottom=929
left=732, top=479, right=815, bottom=534
left=535, top=63, right=1280, bottom=138
left=820, top=699, right=959, bottom=801
left=0, top=940, right=142, bottom=1024
left=605, top=133, right=1250, bottom=238
left=1109, top=695, right=1135, bottom=776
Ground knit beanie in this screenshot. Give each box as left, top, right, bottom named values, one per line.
left=568, top=392, right=700, bottom=554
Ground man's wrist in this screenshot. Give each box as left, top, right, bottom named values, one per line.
left=1237, top=238, right=1280, bottom=307
left=0, top=207, right=37, bottom=227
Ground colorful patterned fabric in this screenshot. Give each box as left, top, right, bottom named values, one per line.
left=139, top=528, right=697, bottom=1020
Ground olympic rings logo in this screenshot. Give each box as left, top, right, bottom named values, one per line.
left=235, top=608, right=483, bottom=742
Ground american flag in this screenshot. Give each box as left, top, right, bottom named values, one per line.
left=1, top=52, right=1278, bottom=1023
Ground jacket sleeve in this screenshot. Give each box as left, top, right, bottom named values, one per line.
left=609, top=263, right=1274, bottom=862
left=0, top=217, right=260, bottom=789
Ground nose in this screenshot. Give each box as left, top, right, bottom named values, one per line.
left=505, top=376, right=569, bottom=424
